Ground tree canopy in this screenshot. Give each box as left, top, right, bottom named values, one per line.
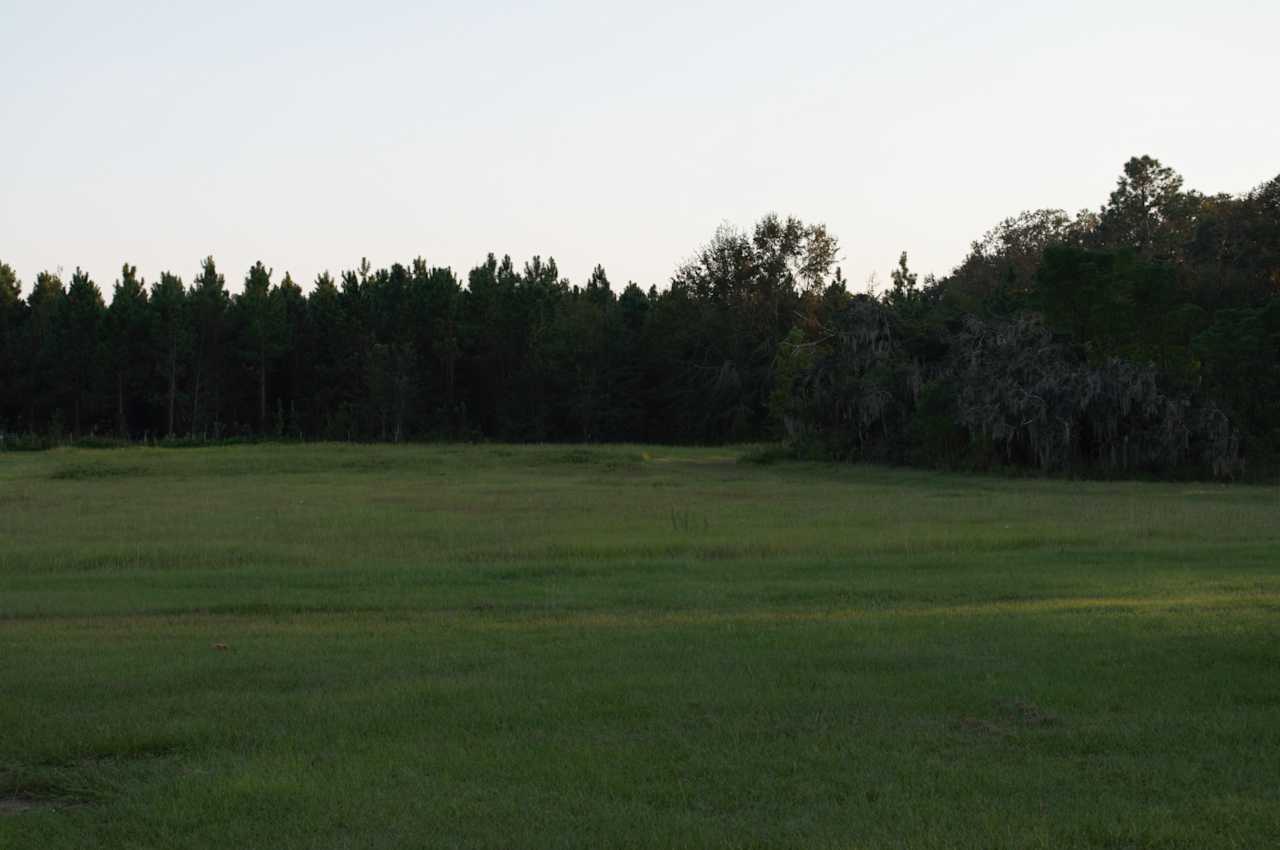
left=2, top=157, right=1277, bottom=478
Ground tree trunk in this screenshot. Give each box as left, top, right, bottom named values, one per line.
left=116, top=371, right=127, bottom=438
left=166, top=346, right=177, bottom=438
left=445, top=347, right=455, bottom=407
left=191, top=368, right=201, bottom=438
left=394, top=373, right=406, bottom=444
left=259, top=361, right=267, bottom=434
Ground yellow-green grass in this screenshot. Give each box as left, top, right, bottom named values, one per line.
left=1, top=444, right=1277, bottom=849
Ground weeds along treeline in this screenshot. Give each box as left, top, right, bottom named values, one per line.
left=1, top=156, right=1277, bottom=478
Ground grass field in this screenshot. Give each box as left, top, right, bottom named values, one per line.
left=1, top=444, right=1277, bottom=849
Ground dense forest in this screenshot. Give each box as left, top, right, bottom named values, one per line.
left=2, top=156, right=1277, bottom=478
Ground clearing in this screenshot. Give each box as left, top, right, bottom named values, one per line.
left=1, top=444, right=1277, bottom=849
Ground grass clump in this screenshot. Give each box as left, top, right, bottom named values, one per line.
left=48, top=463, right=150, bottom=481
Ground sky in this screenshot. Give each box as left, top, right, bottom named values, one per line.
left=2, top=0, right=1277, bottom=298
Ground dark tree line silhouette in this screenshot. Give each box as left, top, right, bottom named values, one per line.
left=2, top=157, right=1277, bottom=477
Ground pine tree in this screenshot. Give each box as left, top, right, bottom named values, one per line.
left=65, top=268, right=106, bottom=436
left=149, top=272, right=189, bottom=438
left=189, top=257, right=228, bottom=437
left=107, top=264, right=150, bottom=437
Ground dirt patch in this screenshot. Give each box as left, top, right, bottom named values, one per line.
left=953, top=717, right=1009, bottom=737
left=0, top=795, right=86, bottom=816
left=0, top=797, right=39, bottom=815
left=1007, top=699, right=1060, bottom=727
left=651, top=454, right=736, bottom=464
left=954, top=700, right=1061, bottom=738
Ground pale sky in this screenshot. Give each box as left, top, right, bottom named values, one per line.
left=2, top=0, right=1277, bottom=297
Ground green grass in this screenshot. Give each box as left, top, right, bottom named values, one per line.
left=1, top=443, right=1277, bottom=849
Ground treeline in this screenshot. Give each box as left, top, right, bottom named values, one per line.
left=1, top=156, right=1277, bottom=477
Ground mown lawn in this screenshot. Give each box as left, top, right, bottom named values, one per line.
left=1, top=444, right=1277, bottom=849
